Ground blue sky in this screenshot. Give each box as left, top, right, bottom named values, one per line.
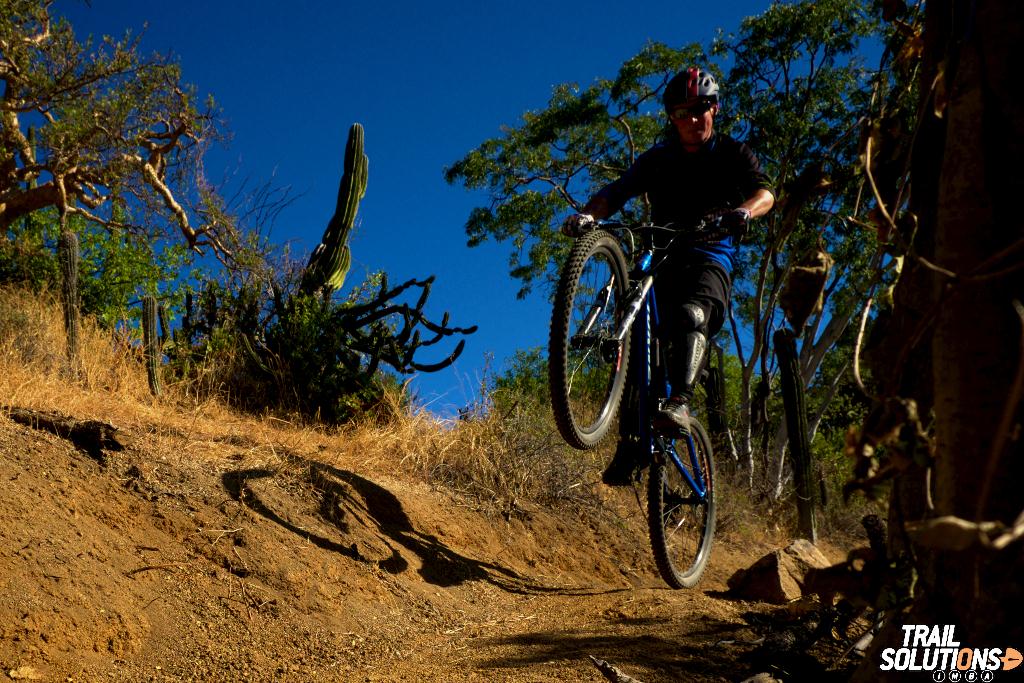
left=59, top=0, right=770, bottom=416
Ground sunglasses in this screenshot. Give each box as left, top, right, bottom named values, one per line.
left=669, top=101, right=716, bottom=119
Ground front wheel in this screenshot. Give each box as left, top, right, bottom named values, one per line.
left=549, top=230, right=631, bottom=450
left=647, top=419, right=716, bottom=588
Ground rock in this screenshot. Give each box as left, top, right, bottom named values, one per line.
left=8, top=666, right=45, bottom=680
left=6, top=407, right=126, bottom=463
left=588, top=655, right=644, bottom=683
left=727, top=539, right=832, bottom=603
left=740, top=674, right=782, bottom=683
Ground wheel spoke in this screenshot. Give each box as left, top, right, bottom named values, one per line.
left=566, top=346, right=595, bottom=395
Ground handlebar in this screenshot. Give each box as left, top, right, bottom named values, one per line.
left=594, top=216, right=732, bottom=251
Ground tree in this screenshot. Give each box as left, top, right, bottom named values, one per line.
left=850, top=2, right=1024, bottom=677
left=1, top=0, right=234, bottom=257
left=446, top=0, right=904, bottom=494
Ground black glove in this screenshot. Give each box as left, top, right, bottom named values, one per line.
left=706, top=208, right=751, bottom=241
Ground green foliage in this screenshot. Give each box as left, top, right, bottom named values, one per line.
left=2, top=0, right=220, bottom=371
left=2, top=6, right=476, bottom=431
left=266, top=289, right=401, bottom=423
left=0, top=214, right=58, bottom=291
left=160, top=116, right=476, bottom=425
left=445, top=0, right=896, bottom=309
left=171, top=258, right=474, bottom=425
left=710, top=344, right=748, bottom=425
left=492, top=347, right=550, bottom=411
left=720, top=0, right=885, bottom=322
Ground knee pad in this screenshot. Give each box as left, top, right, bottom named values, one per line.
left=668, top=304, right=710, bottom=398
left=679, top=302, right=710, bottom=336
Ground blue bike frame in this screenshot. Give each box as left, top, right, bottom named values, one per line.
left=624, top=245, right=708, bottom=501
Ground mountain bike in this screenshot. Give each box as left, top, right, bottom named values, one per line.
left=549, top=219, right=723, bottom=588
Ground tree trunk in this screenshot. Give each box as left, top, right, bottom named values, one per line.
left=854, top=2, right=1024, bottom=678
left=774, top=328, right=817, bottom=542
left=738, top=377, right=755, bottom=489
left=927, top=0, right=1024, bottom=640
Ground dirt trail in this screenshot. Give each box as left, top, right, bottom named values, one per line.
left=0, top=414, right=847, bottom=682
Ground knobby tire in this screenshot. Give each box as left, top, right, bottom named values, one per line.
left=549, top=230, right=631, bottom=450
left=647, top=418, right=717, bottom=588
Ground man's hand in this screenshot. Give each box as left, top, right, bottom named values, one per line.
left=561, top=213, right=596, bottom=237
left=706, top=208, right=751, bottom=241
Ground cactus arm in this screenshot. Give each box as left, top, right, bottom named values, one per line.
left=143, top=295, right=162, bottom=396
left=409, top=339, right=468, bottom=373
left=302, top=123, right=368, bottom=295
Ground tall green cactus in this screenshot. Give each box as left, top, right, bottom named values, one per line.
left=58, top=229, right=80, bottom=378
left=302, top=123, right=368, bottom=295
left=143, top=295, right=162, bottom=396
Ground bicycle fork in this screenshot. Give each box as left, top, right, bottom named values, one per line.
left=575, top=277, right=616, bottom=339
left=614, top=275, right=654, bottom=343
left=573, top=273, right=654, bottom=365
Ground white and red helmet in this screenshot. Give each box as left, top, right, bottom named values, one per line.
left=663, top=67, right=720, bottom=111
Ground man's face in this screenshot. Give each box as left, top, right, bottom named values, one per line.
left=669, top=99, right=718, bottom=149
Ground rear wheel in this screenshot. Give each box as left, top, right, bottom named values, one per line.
left=549, top=230, right=631, bottom=450
left=647, top=418, right=716, bottom=588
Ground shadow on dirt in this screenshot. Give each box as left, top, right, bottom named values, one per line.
left=472, top=615, right=754, bottom=680
left=223, top=456, right=584, bottom=595
left=515, top=606, right=859, bottom=682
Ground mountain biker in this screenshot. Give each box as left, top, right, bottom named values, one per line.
left=561, top=67, right=775, bottom=486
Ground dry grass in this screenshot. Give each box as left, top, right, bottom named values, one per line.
left=711, top=453, right=883, bottom=551
left=325, top=385, right=608, bottom=516
left=0, top=287, right=154, bottom=417
left=0, top=286, right=307, bottom=466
